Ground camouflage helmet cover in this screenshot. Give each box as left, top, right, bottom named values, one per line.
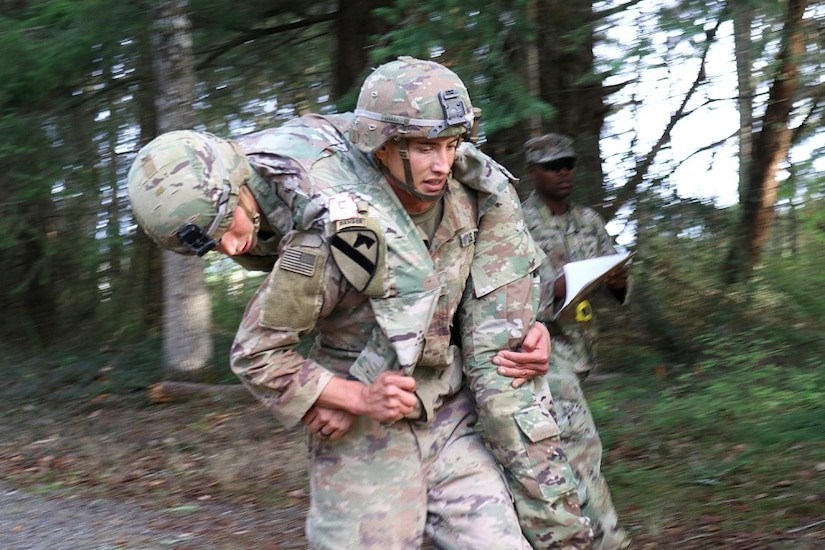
left=350, top=56, right=475, bottom=153
left=127, top=130, right=250, bottom=255
left=524, top=133, right=577, bottom=165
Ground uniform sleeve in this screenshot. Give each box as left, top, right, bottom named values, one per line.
left=230, top=231, right=339, bottom=428
left=406, top=171, right=545, bottom=419
left=587, top=209, right=619, bottom=257
left=460, top=181, right=544, bottom=380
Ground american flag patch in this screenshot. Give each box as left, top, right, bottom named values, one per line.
left=280, top=248, right=317, bottom=277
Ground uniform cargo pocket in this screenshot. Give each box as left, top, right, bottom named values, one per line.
left=513, top=404, right=561, bottom=443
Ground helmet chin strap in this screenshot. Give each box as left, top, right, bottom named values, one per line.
left=378, top=138, right=446, bottom=203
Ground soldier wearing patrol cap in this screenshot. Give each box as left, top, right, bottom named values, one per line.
left=128, top=58, right=592, bottom=549
left=522, top=132, right=633, bottom=550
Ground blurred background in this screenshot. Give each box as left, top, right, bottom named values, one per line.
left=0, top=1, right=823, bottom=547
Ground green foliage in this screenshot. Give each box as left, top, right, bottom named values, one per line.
left=207, top=257, right=267, bottom=379
left=0, top=0, right=134, bottom=109
left=0, top=262, right=261, bottom=397
left=0, top=339, right=163, bottom=409
left=371, top=1, right=556, bottom=135
left=189, top=2, right=337, bottom=134
left=0, top=0, right=151, bottom=346
left=0, top=2, right=823, bottom=542
left=590, top=342, right=825, bottom=535
left=0, top=0, right=821, bottom=351
left=588, top=190, right=825, bottom=535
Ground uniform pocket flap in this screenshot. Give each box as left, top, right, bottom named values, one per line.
left=513, top=404, right=561, bottom=443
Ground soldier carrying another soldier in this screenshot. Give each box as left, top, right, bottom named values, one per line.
left=129, top=57, right=593, bottom=548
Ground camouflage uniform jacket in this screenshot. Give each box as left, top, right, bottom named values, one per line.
left=231, top=114, right=541, bottom=427
left=522, top=194, right=630, bottom=374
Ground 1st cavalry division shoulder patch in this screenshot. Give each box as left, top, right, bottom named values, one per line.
left=330, top=217, right=380, bottom=293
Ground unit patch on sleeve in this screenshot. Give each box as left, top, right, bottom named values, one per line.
left=330, top=221, right=380, bottom=293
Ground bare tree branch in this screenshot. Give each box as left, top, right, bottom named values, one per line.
left=196, top=11, right=338, bottom=70
left=601, top=18, right=723, bottom=220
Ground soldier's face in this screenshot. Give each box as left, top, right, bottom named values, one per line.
left=376, top=136, right=459, bottom=213
left=529, top=158, right=576, bottom=202
left=214, top=203, right=257, bottom=256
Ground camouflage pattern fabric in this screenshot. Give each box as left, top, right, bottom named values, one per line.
left=522, top=194, right=632, bottom=550
left=127, top=129, right=292, bottom=270
left=307, top=387, right=531, bottom=549
left=239, top=114, right=448, bottom=384
left=454, top=145, right=593, bottom=548
left=231, top=113, right=592, bottom=548
left=230, top=115, right=531, bottom=548
left=350, top=56, right=474, bottom=154
left=127, top=130, right=250, bottom=255
left=524, top=133, right=576, bottom=165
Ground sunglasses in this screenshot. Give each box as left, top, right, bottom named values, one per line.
left=538, top=157, right=576, bottom=172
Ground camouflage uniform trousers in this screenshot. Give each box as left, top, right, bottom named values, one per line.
left=466, top=366, right=594, bottom=549
left=545, top=365, right=630, bottom=550
left=305, top=387, right=532, bottom=550
left=460, top=275, right=593, bottom=549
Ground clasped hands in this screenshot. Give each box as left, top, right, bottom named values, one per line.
left=302, top=322, right=551, bottom=440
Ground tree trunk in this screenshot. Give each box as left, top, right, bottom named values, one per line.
left=152, top=0, right=215, bottom=381
left=483, top=0, right=605, bottom=204
left=732, top=0, right=755, bottom=204
left=723, top=0, right=808, bottom=284
left=536, top=0, right=607, bottom=211
left=161, top=252, right=215, bottom=381
left=525, top=0, right=542, bottom=138
left=128, top=22, right=163, bottom=336
left=20, top=198, right=59, bottom=346
left=334, top=0, right=390, bottom=101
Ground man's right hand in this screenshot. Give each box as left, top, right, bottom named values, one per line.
left=314, top=370, right=418, bottom=424
left=358, top=371, right=418, bottom=423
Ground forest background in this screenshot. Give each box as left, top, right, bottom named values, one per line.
left=1, top=0, right=824, bottom=548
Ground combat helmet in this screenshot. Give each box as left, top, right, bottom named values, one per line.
left=350, top=56, right=476, bottom=154
left=127, top=130, right=252, bottom=256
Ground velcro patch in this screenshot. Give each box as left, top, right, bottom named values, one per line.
left=262, top=244, right=325, bottom=331
left=328, top=193, right=359, bottom=221
left=279, top=247, right=317, bottom=277
left=460, top=229, right=477, bottom=247
left=330, top=227, right=379, bottom=292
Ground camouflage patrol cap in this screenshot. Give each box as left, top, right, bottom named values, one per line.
left=127, top=130, right=249, bottom=255
left=350, top=56, right=475, bottom=154
left=524, top=133, right=576, bottom=165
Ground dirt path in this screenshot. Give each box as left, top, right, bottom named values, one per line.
left=0, top=478, right=308, bottom=549
left=2, top=389, right=823, bottom=549
left=2, top=480, right=190, bottom=549
left=0, top=397, right=310, bottom=549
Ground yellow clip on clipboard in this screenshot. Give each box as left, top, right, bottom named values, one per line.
left=575, top=300, right=593, bottom=322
